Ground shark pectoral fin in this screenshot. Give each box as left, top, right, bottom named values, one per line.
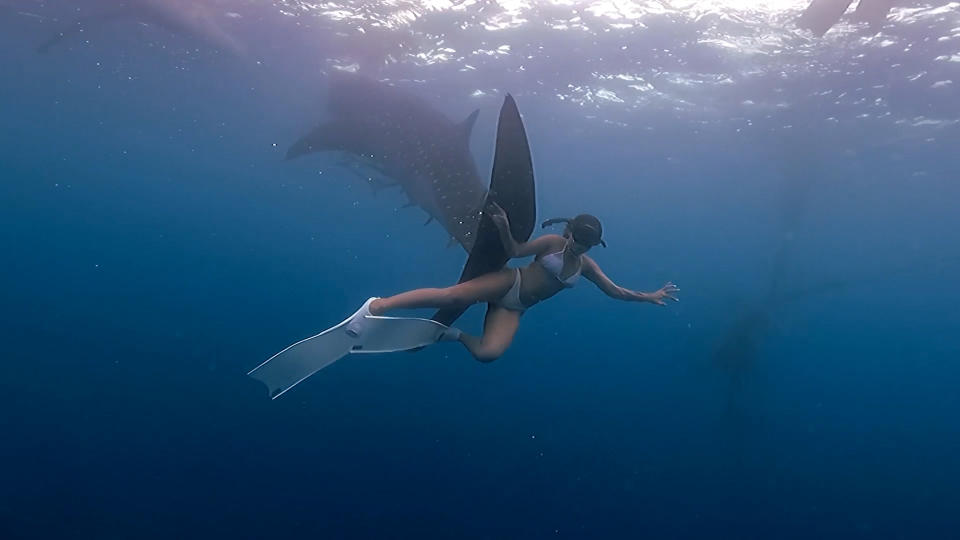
left=423, top=216, right=434, bottom=226
left=369, top=179, right=399, bottom=196
left=286, top=134, right=315, bottom=160
left=286, top=128, right=332, bottom=160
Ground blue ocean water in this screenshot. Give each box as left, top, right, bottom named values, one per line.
left=2, top=1, right=959, bottom=538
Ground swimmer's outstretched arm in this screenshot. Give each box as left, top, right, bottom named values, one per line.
left=488, top=202, right=562, bottom=258
left=581, top=256, right=680, bottom=305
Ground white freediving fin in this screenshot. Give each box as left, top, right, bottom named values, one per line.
left=248, top=301, right=452, bottom=399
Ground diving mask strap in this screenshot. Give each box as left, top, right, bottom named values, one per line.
left=541, top=217, right=570, bottom=229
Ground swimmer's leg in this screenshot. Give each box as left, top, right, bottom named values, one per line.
left=458, top=305, right=521, bottom=363
left=370, top=269, right=515, bottom=315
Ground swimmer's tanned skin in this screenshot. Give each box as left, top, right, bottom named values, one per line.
left=363, top=203, right=679, bottom=362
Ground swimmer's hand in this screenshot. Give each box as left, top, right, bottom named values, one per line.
left=486, top=201, right=510, bottom=232
left=485, top=201, right=522, bottom=258
left=646, top=282, right=680, bottom=306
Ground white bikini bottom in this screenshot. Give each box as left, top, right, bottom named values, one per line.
left=494, top=268, right=526, bottom=313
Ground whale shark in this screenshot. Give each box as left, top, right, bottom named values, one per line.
left=706, top=131, right=843, bottom=421
left=36, top=0, right=246, bottom=57
left=286, top=72, right=488, bottom=251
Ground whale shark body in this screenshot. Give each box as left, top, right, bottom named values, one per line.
left=287, top=72, right=488, bottom=251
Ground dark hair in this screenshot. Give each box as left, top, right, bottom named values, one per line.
left=541, top=214, right=606, bottom=247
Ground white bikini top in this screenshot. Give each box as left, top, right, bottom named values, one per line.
left=539, top=249, right=581, bottom=287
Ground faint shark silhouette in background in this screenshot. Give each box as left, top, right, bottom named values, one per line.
left=709, top=130, right=843, bottom=420
left=36, top=0, right=246, bottom=57
left=711, top=124, right=956, bottom=425
left=286, top=71, right=488, bottom=251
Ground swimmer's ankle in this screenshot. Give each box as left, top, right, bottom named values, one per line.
left=438, top=327, right=462, bottom=342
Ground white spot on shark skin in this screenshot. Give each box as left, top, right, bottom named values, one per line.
left=931, top=80, right=953, bottom=88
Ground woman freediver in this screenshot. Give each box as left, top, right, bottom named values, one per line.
left=347, top=202, right=680, bottom=362
left=249, top=95, right=678, bottom=399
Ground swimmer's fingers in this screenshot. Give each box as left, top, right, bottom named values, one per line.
left=660, top=283, right=680, bottom=299
left=486, top=200, right=506, bottom=216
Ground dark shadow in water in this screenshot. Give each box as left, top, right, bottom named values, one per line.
left=707, top=125, right=955, bottom=440
left=708, top=129, right=842, bottom=431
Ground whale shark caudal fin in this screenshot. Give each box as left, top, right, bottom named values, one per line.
left=432, top=94, right=536, bottom=327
